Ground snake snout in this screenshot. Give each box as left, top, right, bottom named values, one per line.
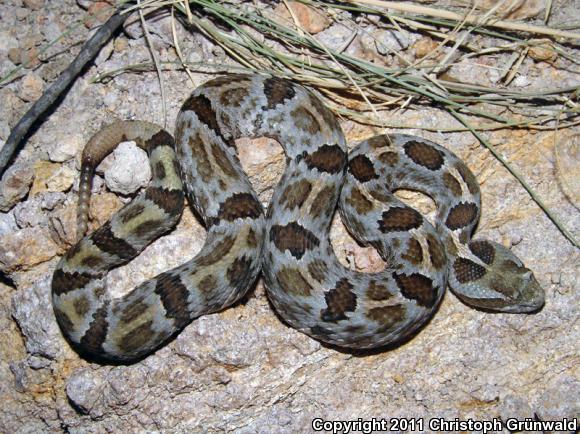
left=515, top=272, right=545, bottom=313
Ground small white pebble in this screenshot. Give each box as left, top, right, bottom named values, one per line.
left=99, top=141, right=151, bottom=195
left=513, top=75, right=530, bottom=87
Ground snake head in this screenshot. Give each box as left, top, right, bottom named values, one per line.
left=483, top=241, right=544, bottom=313
left=452, top=241, right=545, bottom=313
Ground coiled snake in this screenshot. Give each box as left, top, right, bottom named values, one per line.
left=51, top=74, right=545, bottom=362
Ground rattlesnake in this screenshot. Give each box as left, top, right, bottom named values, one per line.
left=52, top=74, right=544, bottom=362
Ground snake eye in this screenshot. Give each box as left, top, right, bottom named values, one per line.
left=522, top=269, right=533, bottom=280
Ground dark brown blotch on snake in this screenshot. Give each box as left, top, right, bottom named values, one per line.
left=270, top=222, right=321, bottom=259
left=403, top=140, right=445, bottom=171
left=393, top=272, right=438, bottom=308
left=348, top=154, right=379, bottom=182
left=321, top=278, right=357, bottom=322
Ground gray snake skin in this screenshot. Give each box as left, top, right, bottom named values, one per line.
left=52, top=74, right=545, bottom=362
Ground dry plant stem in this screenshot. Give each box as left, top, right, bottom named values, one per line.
left=93, top=58, right=580, bottom=130
left=343, top=0, right=580, bottom=40
left=171, top=6, right=197, bottom=86
left=138, top=1, right=168, bottom=128
left=282, top=1, right=381, bottom=122
left=451, top=110, right=579, bottom=248
left=0, top=7, right=129, bottom=178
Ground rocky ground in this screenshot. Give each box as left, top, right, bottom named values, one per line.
left=0, top=0, right=578, bottom=432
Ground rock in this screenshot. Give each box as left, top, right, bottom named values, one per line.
left=42, top=21, right=63, bottom=43
left=114, top=36, right=129, bottom=53
left=536, top=375, right=580, bottom=420
left=15, top=7, right=28, bottom=21
left=30, top=161, right=75, bottom=195
left=122, top=10, right=173, bottom=46
left=38, top=55, right=70, bottom=82
left=48, top=133, right=83, bottom=163
left=273, top=1, right=331, bottom=34
left=529, top=41, right=557, bottom=62
left=0, top=282, right=27, bottom=363
left=11, top=273, right=63, bottom=359
left=0, top=59, right=16, bottom=82
left=20, top=46, right=41, bottom=69
left=0, top=30, right=18, bottom=52
left=84, top=2, right=114, bottom=28
left=413, top=36, right=439, bottom=59
left=0, top=88, right=26, bottom=127
left=48, top=191, right=123, bottom=247
left=355, top=32, right=385, bottom=62
left=88, top=192, right=124, bottom=227
left=444, top=56, right=496, bottom=86
left=20, top=33, right=43, bottom=51
left=0, top=226, right=59, bottom=273
left=513, top=75, right=530, bottom=87
left=0, top=211, right=17, bottom=236
left=97, top=141, right=151, bottom=195
left=76, top=0, right=92, bottom=10
left=499, top=394, right=534, bottom=421
left=66, top=368, right=107, bottom=416
left=479, top=0, right=546, bottom=19
left=7, top=47, right=21, bottom=64
left=13, top=196, right=50, bottom=228
left=95, top=38, right=115, bottom=66
left=315, top=23, right=354, bottom=51
left=48, top=198, right=78, bottom=246
left=19, top=72, right=44, bottom=102
left=555, top=133, right=580, bottom=209
left=23, top=0, right=45, bottom=10
left=0, top=164, right=34, bottom=212
left=12, top=193, right=63, bottom=232
left=236, top=136, right=284, bottom=197
left=41, top=192, right=67, bottom=210
left=374, top=28, right=412, bottom=54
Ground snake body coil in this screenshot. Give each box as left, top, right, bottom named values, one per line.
left=52, top=74, right=544, bottom=362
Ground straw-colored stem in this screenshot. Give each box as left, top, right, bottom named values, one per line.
left=343, top=0, right=580, bottom=40
left=451, top=109, right=578, bottom=248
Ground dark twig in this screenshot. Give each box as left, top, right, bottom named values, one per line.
left=0, top=7, right=130, bottom=178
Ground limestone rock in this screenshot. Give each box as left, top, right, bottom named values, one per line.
left=13, top=196, right=50, bottom=228
left=11, top=272, right=63, bottom=359
left=0, top=282, right=26, bottom=363
left=48, top=197, right=78, bottom=246
left=479, top=0, right=546, bottom=19
left=529, top=41, right=557, bottom=62
left=0, top=210, right=17, bottom=236
left=374, top=28, right=412, bottom=55
left=48, top=133, right=84, bottom=163
left=273, top=1, right=331, bottom=34
left=23, top=0, right=45, bottom=10
left=0, top=30, right=18, bottom=52
left=84, top=2, right=114, bottom=28
left=66, top=368, right=108, bottom=416
left=30, top=161, right=75, bottom=195
left=0, top=163, right=34, bottom=212
left=0, top=88, right=26, bottom=128
left=0, top=226, right=59, bottom=273
left=413, top=36, right=439, bottom=59
left=18, top=72, right=44, bottom=102
left=97, top=141, right=151, bottom=195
